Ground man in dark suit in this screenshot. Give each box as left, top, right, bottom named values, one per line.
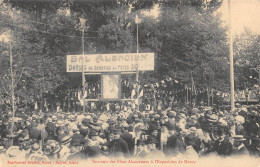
left=213, top=129, right=233, bottom=156
left=248, top=137, right=260, bottom=157
left=67, top=134, right=85, bottom=160
left=232, top=135, right=249, bottom=156
left=109, top=129, right=130, bottom=157
left=165, top=123, right=178, bottom=156
left=120, top=124, right=134, bottom=156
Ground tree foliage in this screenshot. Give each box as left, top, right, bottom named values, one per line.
left=1, top=0, right=250, bottom=109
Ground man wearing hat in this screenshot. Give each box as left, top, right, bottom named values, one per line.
left=67, top=134, right=86, bottom=160
left=87, top=129, right=105, bottom=147
left=83, top=145, right=102, bottom=158
left=79, top=118, right=90, bottom=138
left=108, top=129, right=130, bottom=157
left=57, top=134, right=72, bottom=160
left=248, top=137, right=260, bottom=156
left=148, top=121, right=161, bottom=150
left=135, top=139, right=148, bottom=157
left=182, top=135, right=199, bottom=159
left=145, top=136, right=165, bottom=158
left=120, top=123, right=134, bottom=156
left=232, top=135, right=249, bottom=156
left=45, top=122, right=58, bottom=142
left=212, top=129, right=233, bottom=156
left=165, top=123, right=179, bottom=156
left=6, top=146, right=26, bottom=160
left=27, top=142, right=49, bottom=161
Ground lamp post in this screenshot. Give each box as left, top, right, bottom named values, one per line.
left=228, top=0, right=235, bottom=111
left=135, top=15, right=141, bottom=111
left=79, top=17, right=86, bottom=113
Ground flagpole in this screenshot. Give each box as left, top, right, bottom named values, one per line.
left=80, top=18, right=86, bottom=113
left=135, top=15, right=141, bottom=111
left=228, top=0, right=235, bottom=111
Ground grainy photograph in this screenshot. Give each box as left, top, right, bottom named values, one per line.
left=0, top=0, right=259, bottom=167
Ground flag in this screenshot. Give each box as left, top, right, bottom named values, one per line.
left=106, top=103, right=110, bottom=111
left=34, top=101, right=38, bottom=110
left=242, top=90, right=246, bottom=98
left=131, top=89, right=136, bottom=99
left=138, top=89, right=143, bottom=98
left=77, top=90, right=82, bottom=101
left=166, top=77, right=172, bottom=82
left=83, top=90, right=87, bottom=99
left=44, top=100, right=49, bottom=112
left=135, top=14, right=141, bottom=24
left=44, top=100, right=47, bottom=107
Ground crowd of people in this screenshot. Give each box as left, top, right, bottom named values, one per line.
left=0, top=101, right=259, bottom=162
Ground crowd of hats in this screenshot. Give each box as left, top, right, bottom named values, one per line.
left=0, top=101, right=259, bottom=160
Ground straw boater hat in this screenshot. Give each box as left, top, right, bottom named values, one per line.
left=0, top=146, right=6, bottom=153
left=235, top=115, right=245, bottom=124
left=60, top=134, right=72, bottom=145
left=6, top=146, right=25, bottom=159
left=207, top=114, right=218, bottom=123
left=233, top=135, right=246, bottom=141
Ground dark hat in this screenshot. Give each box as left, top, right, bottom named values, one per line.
left=29, top=128, right=41, bottom=140
left=186, top=121, right=195, bottom=128
left=167, top=123, right=175, bottom=131
left=137, top=139, right=146, bottom=146
left=89, top=129, right=99, bottom=136
left=45, top=122, right=56, bottom=132
left=82, top=118, right=90, bottom=126
left=251, top=137, right=260, bottom=143
left=70, top=138, right=82, bottom=146
left=205, top=110, right=213, bottom=118
left=146, top=136, right=158, bottom=144
left=149, top=121, right=161, bottom=131
left=56, top=126, right=64, bottom=132
left=168, top=112, right=175, bottom=118
left=70, top=134, right=84, bottom=146
left=217, top=128, right=226, bottom=136
left=93, top=116, right=99, bottom=123
left=112, top=129, right=122, bottom=135
left=84, top=146, right=101, bottom=157
left=249, top=110, right=257, bottom=116
left=184, top=135, right=195, bottom=146
left=107, top=118, right=117, bottom=125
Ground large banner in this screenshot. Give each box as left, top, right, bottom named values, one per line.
left=101, top=73, right=121, bottom=101
left=67, top=53, right=154, bottom=72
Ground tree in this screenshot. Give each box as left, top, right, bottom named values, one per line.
left=233, top=28, right=260, bottom=89
left=0, top=2, right=67, bottom=112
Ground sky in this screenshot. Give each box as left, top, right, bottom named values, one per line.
left=217, top=0, right=260, bottom=34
